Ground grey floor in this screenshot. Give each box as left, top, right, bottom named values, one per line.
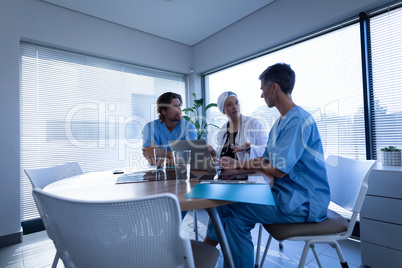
left=1, top=209, right=363, bottom=268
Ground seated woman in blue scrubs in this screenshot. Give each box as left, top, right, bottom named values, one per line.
left=204, top=63, right=330, bottom=267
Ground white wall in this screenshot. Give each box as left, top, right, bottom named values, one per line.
left=192, top=0, right=396, bottom=74
left=0, top=0, right=192, bottom=240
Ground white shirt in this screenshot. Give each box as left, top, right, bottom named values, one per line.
left=214, top=115, right=268, bottom=161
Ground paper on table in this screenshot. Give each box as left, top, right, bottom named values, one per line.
left=116, top=168, right=197, bottom=184
left=185, top=183, right=276, bottom=206
left=198, top=175, right=267, bottom=184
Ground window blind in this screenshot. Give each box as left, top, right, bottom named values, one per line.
left=370, top=7, right=402, bottom=159
left=20, top=42, right=187, bottom=221
left=205, top=23, right=366, bottom=160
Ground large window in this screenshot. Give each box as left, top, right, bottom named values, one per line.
left=205, top=5, right=402, bottom=161
left=20, top=43, right=187, bottom=220
left=370, top=7, right=402, bottom=158
left=205, top=23, right=366, bottom=159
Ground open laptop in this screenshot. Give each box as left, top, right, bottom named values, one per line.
left=168, top=140, right=216, bottom=171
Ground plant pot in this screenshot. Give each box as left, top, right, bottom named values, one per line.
left=382, top=151, right=402, bottom=166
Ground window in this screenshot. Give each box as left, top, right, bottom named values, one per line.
left=370, top=7, right=402, bottom=157
left=20, top=43, right=187, bottom=221
left=205, top=23, right=366, bottom=160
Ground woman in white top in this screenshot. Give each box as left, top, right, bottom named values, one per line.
left=212, top=91, right=268, bottom=161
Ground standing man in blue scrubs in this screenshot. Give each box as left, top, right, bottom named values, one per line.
left=204, top=63, right=330, bottom=267
left=142, top=92, right=197, bottom=166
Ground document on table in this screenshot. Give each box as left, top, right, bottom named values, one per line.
left=198, top=175, right=267, bottom=184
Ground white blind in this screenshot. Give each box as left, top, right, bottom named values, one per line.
left=370, top=7, right=402, bottom=158
left=206, top=23, right=366, bottom=159
left=20, top=42, right=187, bottom=221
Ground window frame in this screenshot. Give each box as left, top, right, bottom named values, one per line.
left=201, top=3, right=402, bottom=161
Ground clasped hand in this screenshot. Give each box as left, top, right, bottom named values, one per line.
left=230, top=142, right=251, bottom=153
left=219, top=156, right=269, bottom=170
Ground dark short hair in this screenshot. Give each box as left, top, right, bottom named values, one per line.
left=259, top=63, right=296, bottom=94
left=157, top=92, right=182, bottom=121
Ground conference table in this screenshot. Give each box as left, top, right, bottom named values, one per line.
left=43, top=168, right=273, bottom=268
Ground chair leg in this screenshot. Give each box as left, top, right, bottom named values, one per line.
left=310, top=244, right=322, bottom=268
left=341, top=262, right=349, bottom=268
left=298, top=241, right=313, bottom=268
left=254, top=224, right=263, bottom=268
left=193, top=210, right=198, bottom=241
left=259, top=235, right=273, bottom=268
left=51, top=251, right=59, bottom=268
left=331, top=241, right=348, bottom=267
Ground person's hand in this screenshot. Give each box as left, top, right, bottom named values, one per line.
left=231, top=142, right=251, bottom=153
left=207, top=144, right=216, bottom=158
left=220, top=156, right=238, bottom=169
left=250, top=157, right=268, bottom=169
left=142, top=146, right=157, bottom=165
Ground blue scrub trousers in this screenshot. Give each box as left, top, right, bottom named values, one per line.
left=207, top=202, right=309, bottom=268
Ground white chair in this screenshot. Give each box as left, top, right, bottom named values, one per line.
left=24, top=162, right=82, bottom=189
left=32, top=189, right=219, bottom=268
left=24, top=162, right=83, bottom=268
left=255, top=155, right=376, bottom=268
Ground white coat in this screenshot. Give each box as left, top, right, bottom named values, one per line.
left=214, top=115, right=268, bottom=161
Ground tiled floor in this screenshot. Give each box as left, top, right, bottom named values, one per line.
left=1, top=209, right=363, bottom=268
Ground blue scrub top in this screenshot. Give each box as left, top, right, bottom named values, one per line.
left=142, top=119, right=197, bottom=150
left=264, top=106, right=330, bottom=222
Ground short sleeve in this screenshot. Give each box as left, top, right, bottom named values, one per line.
left=142, top=122, right=152, bottom=147
left=268, top=116, right=311, bottom=174
left=185, top=121, right=197, bottom=140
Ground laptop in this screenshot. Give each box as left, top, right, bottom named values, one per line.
left=168, top=139, right=216, bottom=171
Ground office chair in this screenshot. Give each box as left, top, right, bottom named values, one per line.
left=255, top=155, right=376, bottom=268
left=33, top=189, right=219, bottom=268
left=24, top=162, right=83, bottom=268
left=24, top=162, right=83, bottom=189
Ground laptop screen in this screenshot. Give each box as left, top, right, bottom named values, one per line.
left=168, top=140, right=214, bottom=171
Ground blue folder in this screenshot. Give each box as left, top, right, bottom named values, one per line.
left=185, top=183, right=276, bottom=206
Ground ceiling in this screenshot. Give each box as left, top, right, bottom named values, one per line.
left=41, top=0, right=276, bottom=46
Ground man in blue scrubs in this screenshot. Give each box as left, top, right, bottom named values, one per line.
left=205, top=63, right=330, bottom=267
left=142, top=92, right=197, bottom=166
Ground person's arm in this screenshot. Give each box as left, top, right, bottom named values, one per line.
left=231, top=118, right=268, bottom=157
left=231, top=142, right=251, bottom=153
left=186, top=121, right=197, bottom=140
left=247, top=119, right=269, bottom=158
left=220, top=156, right=286, bottom=178
left=250, top=157, right=287, bottom=178
left=142, top=140, right=157, bottom=165
left=208, top=144, right=217, bottom=158
left=219, top=156, right=251, bottom=169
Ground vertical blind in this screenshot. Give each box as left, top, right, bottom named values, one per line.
left=20, top=42, right=187, bottom=221
left=205, top=23, right=366, bottom=160
left=370, top=7, right=402, bottom=158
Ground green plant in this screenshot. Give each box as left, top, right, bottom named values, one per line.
left=380, top=146, right=401, bottom=152
left=182, top=93, right=219, bottom=140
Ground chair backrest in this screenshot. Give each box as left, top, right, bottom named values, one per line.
left=32, top=189, right=195, bottom=268
left=325, top=155, right=376, bottom=235
left=24, top=162, right=82, bottom=189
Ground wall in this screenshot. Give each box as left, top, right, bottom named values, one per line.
left=0, top=0, right=192, bottom=244
left=192, top=0, right=397, bottom=74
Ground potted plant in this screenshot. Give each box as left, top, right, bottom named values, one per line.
left=183, top=93, right=219, bottom=140
left=380, top=146, right=401, bottom=166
